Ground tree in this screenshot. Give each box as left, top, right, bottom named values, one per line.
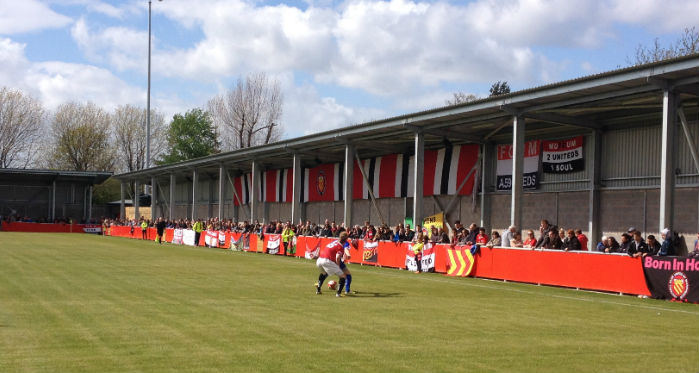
left=628, top=27, right=699, bottom=66
left=445, top=92, right=479, bottom=106
left=208, top=72, right=283, bottom=150
left=112, top=104, right=166, bottom=173
left=0, top=87, right=45, bottom=168
left=46, top=102, right=114, bottom=171
left=489, top=81, right=511, bottom=97
left=158, top=108, right=220, bottom=165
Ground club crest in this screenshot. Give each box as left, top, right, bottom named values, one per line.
left=668, top=272, right=689, bottom=299
left=316, top=170, right=326, bottom=196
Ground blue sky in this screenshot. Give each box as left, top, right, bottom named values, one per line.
left=0, top=0, right=696, bottom=141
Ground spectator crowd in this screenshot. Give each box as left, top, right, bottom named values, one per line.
left=96, top=215, right=689, bottom=257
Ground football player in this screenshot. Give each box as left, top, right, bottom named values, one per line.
left=315, top=232, right=348, bottom=297
left=339, top=240, right=355, bottom=295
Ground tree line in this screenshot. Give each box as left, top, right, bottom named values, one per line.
left=0, top=72, right=283, bottom=173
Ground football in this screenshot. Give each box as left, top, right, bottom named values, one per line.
left=327, top=280, right=337, bottom=290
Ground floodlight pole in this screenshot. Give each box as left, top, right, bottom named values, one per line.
left=146, top=0, right=153, bottom=171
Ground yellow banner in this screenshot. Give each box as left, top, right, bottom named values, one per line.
left=422, top=212, right=444, bottom=238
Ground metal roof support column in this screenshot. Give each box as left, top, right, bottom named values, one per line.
left=208, top=178, right=214, bottom=219
left=659, top=89, right=678, bottom=231
left=88, top=185, right=93, bottom=221
left=250, top=160, right=259, bottom=223
left=134, top=180, right=141, bottom=222
left=83, top=186, right=87, bottom=220
left=192, top=169, right=198, bottom=221
left=343, top=144, right=354, bottom=227
left=291, top=154, right=303, bottom=224
left=413, top=130, right=425, bottom=227
left=587, top=130, right=602, bottom=250
left=260, top=166, right=268, bottom=224
left=52, top=180, right=57, bottom=222
left=510, top=115, right=525, bottom=229
left=151, top=176, right=157, bottom=221
left=218, top=165, right=226, bottom=220
left=169, top=174, right=176, bottom=219
left=480, top=143, right=490, bottom=229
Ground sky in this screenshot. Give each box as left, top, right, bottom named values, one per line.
left=0, top=0, right=697, bottom=140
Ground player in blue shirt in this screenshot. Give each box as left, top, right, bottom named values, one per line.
left=339, top=241, right=355, bottom=295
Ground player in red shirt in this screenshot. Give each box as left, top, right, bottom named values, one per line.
left=315, top=232, right=349, bottom=297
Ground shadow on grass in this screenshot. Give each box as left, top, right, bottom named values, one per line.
left=347, top=291, right=402, bottom=298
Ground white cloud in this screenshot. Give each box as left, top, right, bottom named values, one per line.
left=0, top=37, right=143, bottom=112
left=6, top=0, right=699, bottom=142
left=71, top=17, right=147, bottom=72
left=68, top=0, right=698, bottom=99
left=607, top=0, right=699, bottom=32
left=282, top=81, right=387, bottom=136
left=0, top=0, right=72, bottom=35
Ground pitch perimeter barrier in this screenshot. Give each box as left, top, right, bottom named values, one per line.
left=284, top=236, right=651, bottom=296
left=53, top=227, right=652, bottom=296
left=2, top=222, right=102, bottom=233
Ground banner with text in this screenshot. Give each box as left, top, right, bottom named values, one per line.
left=542, top=136, right=584, bottom=173
left=406, top=243, right=435, bottom=272
left=643, top=256, right=699, bottom=302
left=363, top=240, right=379, bottom=263
left=496, top=140, right=541, bottom=191
left=423, top=212, right=444, bottom=237
left=265, top=234, right=282, bottom=255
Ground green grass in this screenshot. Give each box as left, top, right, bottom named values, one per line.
left=0, top=232, right=697, bottom=372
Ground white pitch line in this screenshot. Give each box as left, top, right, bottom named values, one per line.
left=373, top=269, right=699, bottom=315
left=226, top=250, right=699, bottom=315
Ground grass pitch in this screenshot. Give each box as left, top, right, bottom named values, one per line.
left=0, top=232, right=697, bottom=372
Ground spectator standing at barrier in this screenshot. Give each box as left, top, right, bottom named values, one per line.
left=562, top=229, right=581, bottom=251
left=320, top=221, right=332, bottom=237
left=282, top=223, right=295, bottom=256
left=604, top=236, right=620, bottom=253
left=617, top=233, right=632, bottom=254
left=141, top=219, right=148, bottom=240
left=596, top=236, right=607, bottom=252
left=523, top=230, right=537, bottom=249
left=535, top=219, right=559, bottom=249
left=413, top=224, right=423, bottom=239
left=465, top=223, right=478, bottom=245
left=404, top=224, right=414, bottom=242
left=476, top=227, right=489, bottom=246
left=438, top=227, right=450, bottom=244
left=155, top=217, right=167, bottom=244
left=543, top=230, right=563, bottom=250
left=452, top=221, right=466, bottom=242
left=392, top=225, right=402, bottom=243
left=454, top=229, right=468, bottom=244
left=502, top=225, right=516, bottom=247
left=429, top=226, right=440, bottom=244
left=658, top=229, right=674, bottom=256
left=575, top=229, right=589, bottom=251
left=646, top=235, right=661, bottom=255
left=511, top=232, right=523, bottom=248
left=192, top=219, right=203, bottom=246
left=365, top=225, right=377, bottom=241
left=627, top=232, right=648, bottom=258
left=486, top=231, right=501, bottom=248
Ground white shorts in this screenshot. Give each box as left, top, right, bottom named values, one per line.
left=316, top=258, right=344, bottom=277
